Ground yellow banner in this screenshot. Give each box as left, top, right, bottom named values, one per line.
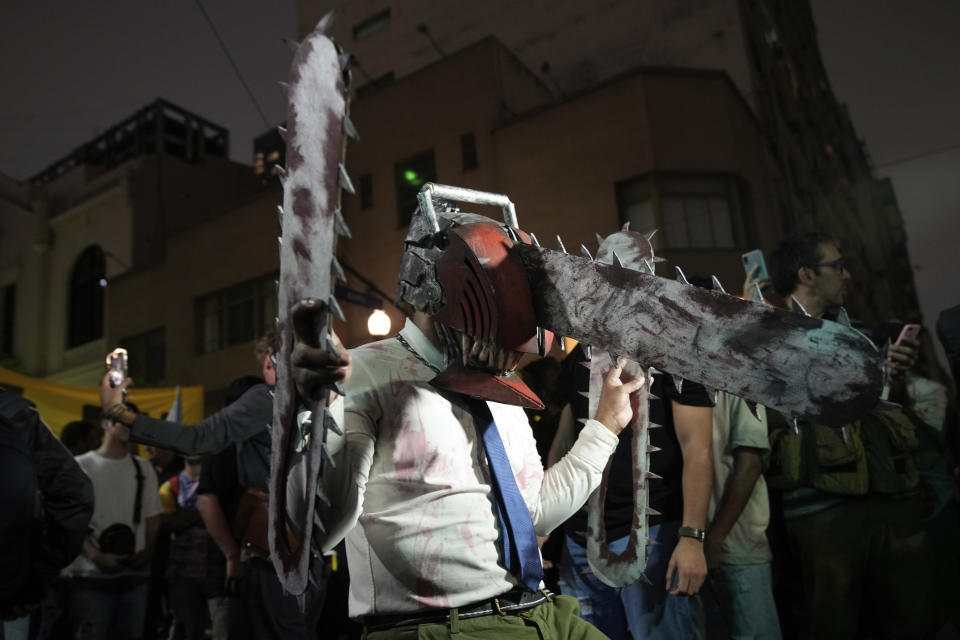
left=0, top=366, right=204, bottom=438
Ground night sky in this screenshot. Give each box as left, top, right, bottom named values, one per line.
left=1, top=0, right=956, bottom=371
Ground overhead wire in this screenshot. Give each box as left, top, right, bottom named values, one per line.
left=192, top=0, right=272, bottom=130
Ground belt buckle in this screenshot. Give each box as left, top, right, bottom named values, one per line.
left=493, top=597, right=506, bottom=616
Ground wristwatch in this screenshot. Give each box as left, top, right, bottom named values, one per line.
left=677, top=526, right=705, bottom=543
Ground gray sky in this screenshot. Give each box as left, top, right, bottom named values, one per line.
left=0, top=0, right=296, bottom=178
left=1, top=0, right=955, bottom=372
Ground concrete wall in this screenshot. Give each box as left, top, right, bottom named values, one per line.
left=106, top=186, right=282, bottom=405
left=333, top=40, right=780, bottom=347
left=300, top=0, right=752, bottom=106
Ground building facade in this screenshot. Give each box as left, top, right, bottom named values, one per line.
left=302, top=0, right=923, bottom=328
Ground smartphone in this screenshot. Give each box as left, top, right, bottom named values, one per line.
left=894, top=324, right=921, bottom=346
left=105, top=348, right=128, bottom=388
left=741, top=250, right=768, bottom=279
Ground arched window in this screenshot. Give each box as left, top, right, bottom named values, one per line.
left=68, top=245, right=105, bottom=348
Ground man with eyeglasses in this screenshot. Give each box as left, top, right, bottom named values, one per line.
left=765, top=232, right=933, bottom=639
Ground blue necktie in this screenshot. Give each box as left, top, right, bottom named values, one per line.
left=467, top=397, right=544, bottom=592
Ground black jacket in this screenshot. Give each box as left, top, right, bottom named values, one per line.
left=0, top=390, right=94, bottom=613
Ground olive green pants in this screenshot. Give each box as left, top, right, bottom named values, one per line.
left=362, top=594, right=609, bottom=640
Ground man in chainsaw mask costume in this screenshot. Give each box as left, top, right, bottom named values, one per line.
left=306, top=200, right=644, bottom=639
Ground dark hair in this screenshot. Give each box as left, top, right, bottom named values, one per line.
left=254, top=330, right=277, bottom=365
left=60, top=420, right=97, bottom=450
left=224, top=375, right=265, bottom=407
left=769, top=232, right=837, bottom=296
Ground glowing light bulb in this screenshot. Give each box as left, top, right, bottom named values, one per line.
left=367, top=309, right=391, bottom=336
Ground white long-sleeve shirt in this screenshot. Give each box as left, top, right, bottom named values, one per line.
left=320, top=319, right=618, bottom=617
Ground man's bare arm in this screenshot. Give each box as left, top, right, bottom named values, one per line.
left=665, top=402, right=713, bottom=595
left=704, top=446, right=764, bottom=568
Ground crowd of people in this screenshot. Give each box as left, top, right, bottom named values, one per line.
left=2, top=228, right=958, bottom=640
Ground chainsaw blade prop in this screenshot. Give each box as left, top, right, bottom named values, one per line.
left=268, top=14, right=355, bottom=596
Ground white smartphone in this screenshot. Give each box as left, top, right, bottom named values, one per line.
left=741, top=250, right=768, bottom=278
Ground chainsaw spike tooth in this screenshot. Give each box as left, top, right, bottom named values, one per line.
left=576, top=418, right=588, bottom=425
left=278, top=81, right=289, bottom=94
left=836, top=307, right=853, bottom=327
left=333, top=209, right=353, bottom=239
left=752, top=283, right=765, bottom=303
left=321, top=442, right=336, bottom=469
left=529, top=233, right=541, bottom=248
left=672, top=375, right=684, bottom=396
left=651, top=256, right=667, bottom=263
left=338, top=163, right=356, bottom=195
left=646, top=470, right=663, bottom=480
left=791, top=418, right=800, bottom=434
left=585, top=344, right=592, bottom=359
left=647, top=444, right=662, bottom=453
left=315, top=485, right=330, bottom=508
left=711, top=275, right=727, bottom=294
left=648, top=422, right=663, bottom=429
left=323, top=405, right=343, bottom=436
left=328, top=295, right=346, bottom=323
left=578, top=391, right=590, bottom=399
left=595, top=232, right=605, bottom=247
left=283, top=37, right=300, bottom=52
left=610, top=250, right=625, bottom=268
left=580, top=244, right=593, bottom=260
left=330, top=256, right=346, bottom=283
left=640, top=258, right=655, bottom=275
left=746, top=401, right=762, bottom=422
left=556, top=236, right=567, bottom=254
left=316, top=9, right=336, bottom=35
left=343, top=114, right=360, bottom=141
left=277, top=125, right=287, bottom=138
left=646, top=506, right=662, bottom=516
left=644, top=228, right=658, bottom=241
left=675, top=266, right=690, bottom=285
left=791, top=296, right=811, bottom=316
left=621, top=221, right=631, bottom=232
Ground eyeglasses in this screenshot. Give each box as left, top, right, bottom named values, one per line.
left=808, top=258, right=845, bottom=272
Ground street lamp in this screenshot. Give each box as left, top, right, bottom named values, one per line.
left=367, top=309, right=391, bottom=336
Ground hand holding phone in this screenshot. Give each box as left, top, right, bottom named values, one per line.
left=741, top=250, right=772, bottom=299
left=105, top=348, right=128, bottom=389
left=894, top=324, right=921, bottom=346
left=741, top=250, right=768, bottom=279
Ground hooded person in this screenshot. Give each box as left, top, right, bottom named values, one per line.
left=294, top=195, right=646, bottom=639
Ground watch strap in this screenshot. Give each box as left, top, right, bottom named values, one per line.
left=677, top=525, right=705, bottom=542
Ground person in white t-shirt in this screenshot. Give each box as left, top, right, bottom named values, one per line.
left=705, top=392, right=781, bottom=639
left=62, top=405, right=163, bottom=640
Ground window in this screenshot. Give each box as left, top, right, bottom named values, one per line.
left=616, top=174, right=740, bottom=250
left=353, top=9, right=390, bottom=40
left=461, top=133, right=478, bottom=171
left=68, top=246, right=105, bottom=348
left=120, top=327, right=166, bottom=386
left=356, top=72, right=394, bottom=100
left=196, top=273, right=278, bottom=354
left=359, top=174, right=374, bottom=209
left=1, top=284, right=14, bottom=356
left=395, top=149, right=436, bottom=227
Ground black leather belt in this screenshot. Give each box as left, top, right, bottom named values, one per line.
left=361, top=588, right=553, bottom=631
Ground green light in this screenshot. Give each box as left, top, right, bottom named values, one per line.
left=403, top=169, right=419, bottom=184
